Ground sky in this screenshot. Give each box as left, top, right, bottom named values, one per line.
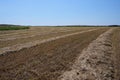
left=0, top=0, right=120, bottom=26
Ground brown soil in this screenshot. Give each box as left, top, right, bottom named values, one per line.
left=0, top=28, right=108, bottom=80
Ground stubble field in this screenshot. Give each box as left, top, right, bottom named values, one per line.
left=0, top=27, right=119, bottom=80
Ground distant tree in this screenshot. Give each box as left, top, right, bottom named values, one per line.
left=108, top=25, right=120, bottom=27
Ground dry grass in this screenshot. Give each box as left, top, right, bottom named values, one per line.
left=0, top=28, right=99, bottom=55
left=59, top=28, right=115, bottom=80
left=0, top=27, right=97, bottom=48
left=112, top=28, right=120, bottom=80
left=0, top=28, right=108, bottom=80
left=0, top=27, right=93, bottom=38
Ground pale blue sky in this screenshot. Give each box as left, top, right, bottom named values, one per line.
left=0, top=0, right=120, bottom=25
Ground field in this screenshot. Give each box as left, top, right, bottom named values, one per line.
left=0, top=27, right=120, bottom=80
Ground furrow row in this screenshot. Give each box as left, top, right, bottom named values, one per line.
left=59, top=28, right=115, bottom=80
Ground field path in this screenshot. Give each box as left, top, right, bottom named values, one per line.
left=0, top=28, right=108, bottom=80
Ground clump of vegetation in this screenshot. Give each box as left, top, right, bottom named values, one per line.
left=0, top=24, right=29, bottom=31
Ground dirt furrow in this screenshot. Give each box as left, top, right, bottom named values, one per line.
left=0, top=29, right=108, bottom=80
left=59, top=28, right=115, bottom=80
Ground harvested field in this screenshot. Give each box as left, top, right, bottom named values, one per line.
left=0, top=27, right=119, bottom=80
left=0, top=27, right=93, bottom=39
left=0, top=28, right=99, bottom=55
left=112, top=28, right=120, bottom=80
left=0, top=27, right=95, bottom=48
left=59, top=28, right=115, bottom=80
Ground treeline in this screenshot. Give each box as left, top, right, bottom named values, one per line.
left=107, top=25, right=120, bottom=27
left=0, top=24, right=29, bottom=31
left=55, top=25, right=120, bottom=27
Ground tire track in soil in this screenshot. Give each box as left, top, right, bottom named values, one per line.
left=0, top=28, right=108, bottom=80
